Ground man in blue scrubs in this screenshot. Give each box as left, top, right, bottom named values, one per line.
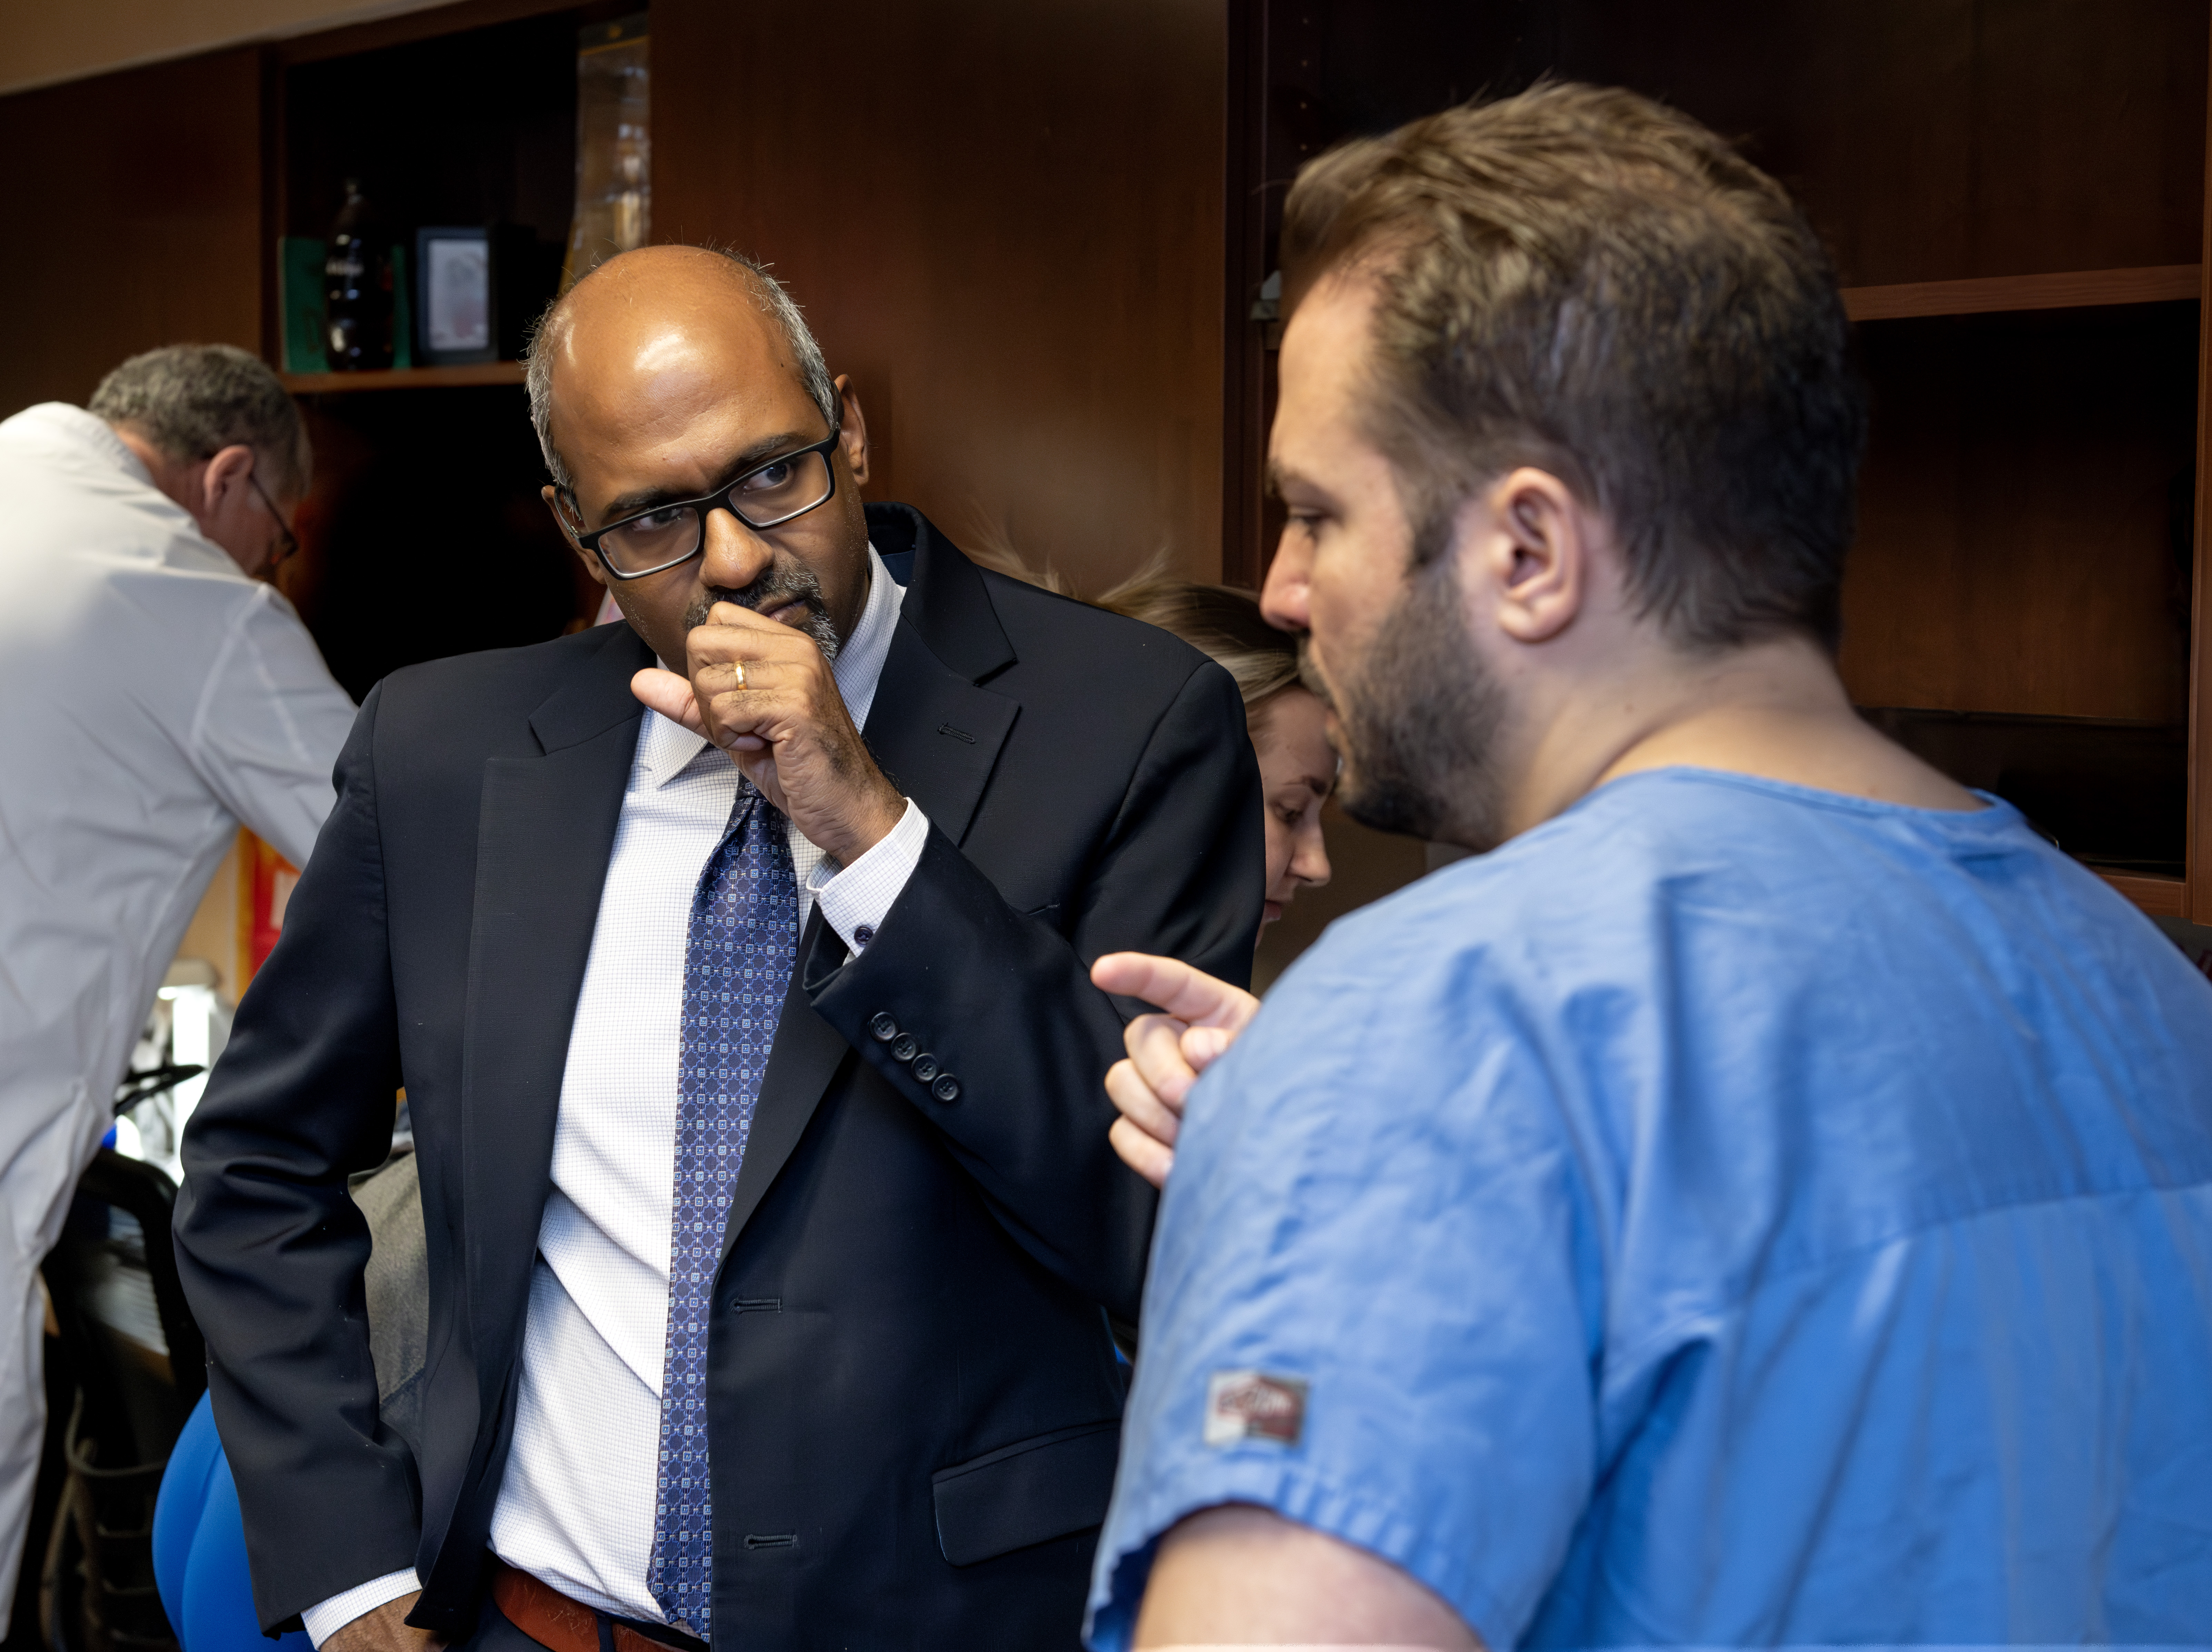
left=1087, top=83, right=2212, bottom=1649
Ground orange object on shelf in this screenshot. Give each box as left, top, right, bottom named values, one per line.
left=238, top=831, right=300, bottom=982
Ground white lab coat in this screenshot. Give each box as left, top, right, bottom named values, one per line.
left=0, top=402, right=356, bottom=1615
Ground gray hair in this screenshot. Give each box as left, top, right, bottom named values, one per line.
left=88, top=344, right=312, bottom=498
left=523, top=248, right=839, bottom=494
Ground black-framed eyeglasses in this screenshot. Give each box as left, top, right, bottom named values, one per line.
left=562, top=418, right=842, bottom=581
left=247, top=470, right=300, bottom=567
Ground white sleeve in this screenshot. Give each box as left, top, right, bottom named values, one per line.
left=188, top=584, right=358, bottom=868
left=808, top=798, right=930, bottom=953
left=299, top=1568, right=422, bottom=1648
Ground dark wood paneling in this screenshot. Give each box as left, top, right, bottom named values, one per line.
left=653, top=0, right=1228, bottom=591
left=2107, top=871, right=2187, bottom=917
left=1840, top=303, right=2198, bottom=724
left=283, top=14, right=576, bottom=252
left=1221, top=0, right=1267, bottom=589
left=282, top=364, right=526, bottom=392
left=1223, top=0, right=2211, bottom=586
left=1844, top=266, right=2203, bottom=322
left=2191, top=19, right=2212, bottom=923
left=1557, top=0, right=2208, bottom=288
left=0, top=48, right=263, bottom=418
left=283, top=386, right=585, bottom=699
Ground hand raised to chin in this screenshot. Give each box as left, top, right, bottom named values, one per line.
left=630, top=600, right=907, bottom=868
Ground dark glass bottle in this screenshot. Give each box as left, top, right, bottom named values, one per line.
left=324, top=179, right=393, bottom=370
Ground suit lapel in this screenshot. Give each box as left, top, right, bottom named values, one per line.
left=718, top=512, right=1016, bottom=1260
left=861, top=502, right=1020, bottom=847
left=861, top=620, right=1019, bottom=846
left=461, top=624, right=649, bottom=1398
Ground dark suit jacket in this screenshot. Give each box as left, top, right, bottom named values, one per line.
left=174, top=504, right=1263, bottom=1651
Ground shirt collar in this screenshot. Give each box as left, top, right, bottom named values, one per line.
left=14, top=402, right=155, bottom=486
left=638, top=542, right=908, bottom=789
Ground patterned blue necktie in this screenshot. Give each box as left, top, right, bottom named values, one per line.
left=648, top=779, right=797, bottom=1639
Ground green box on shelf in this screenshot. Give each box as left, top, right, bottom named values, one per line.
left=280, top=238, right=327, bottom=373
left=390, top=243, right=413, bottom=369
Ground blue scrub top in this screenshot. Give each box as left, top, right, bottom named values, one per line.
left=1089, top=769, right=2212, bottom=1649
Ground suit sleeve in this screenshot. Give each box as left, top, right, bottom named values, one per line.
left=172, top=683, right=420, bottom=1634
left=804, top=660, right=1264, bottom=1323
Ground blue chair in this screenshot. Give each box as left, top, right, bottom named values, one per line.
left=151, top=1151, right=424, bottom=1652
left=153, top=1393, right=312, bottom=1652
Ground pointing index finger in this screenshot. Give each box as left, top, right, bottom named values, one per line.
left=1091, top=952, right=1258, bottom=1030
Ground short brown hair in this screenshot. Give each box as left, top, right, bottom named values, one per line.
left=1281, top=81, right=1865, bottom=649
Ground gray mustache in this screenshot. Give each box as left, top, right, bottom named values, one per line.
left=684, top=569, right=825, bottom=631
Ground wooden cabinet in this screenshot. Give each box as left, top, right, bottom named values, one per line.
left=0, top=0, right=1229, bottom=690
left=1226, top=0, right=2212, bottom=922
left=10, top=0, right=2212, bottom=924
left=0, top=0, right=1234, bottom=691
left=262, top=3, right=591, bottom=698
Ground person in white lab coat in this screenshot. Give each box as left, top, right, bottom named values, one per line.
left=0, top=344, right=356, bottom=1622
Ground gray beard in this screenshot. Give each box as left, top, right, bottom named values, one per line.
left=1312, top=554, right=1511, bottom=852
left=684, top=558, right=843, bottom=661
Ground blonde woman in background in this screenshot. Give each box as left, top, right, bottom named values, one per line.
left=1095, top=571, right=1334, bottom=940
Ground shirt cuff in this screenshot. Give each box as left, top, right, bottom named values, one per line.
left=809, top=798, right=928, bottom=954
left=301, top=1567, right=422, bottom=1648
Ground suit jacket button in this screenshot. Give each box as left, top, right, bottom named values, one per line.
left=869, top=1012, right=897, bottom=1041
left=932, top=1074, right=961, bottom=1103
left=892, top=1032, right=919, bottom=1062
left=912, top=1055, right=939, bottom=1082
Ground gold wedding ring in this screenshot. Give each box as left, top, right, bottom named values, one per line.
left=730, top=659, right=747, bottom=691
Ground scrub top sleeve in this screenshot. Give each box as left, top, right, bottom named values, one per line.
left=1089, top=947, right=1604, bottom=1651
left=189, top=586, right=357, bottom=870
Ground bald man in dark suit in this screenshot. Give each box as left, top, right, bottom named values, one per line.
left=177, top=245, right=1261, bottom=1652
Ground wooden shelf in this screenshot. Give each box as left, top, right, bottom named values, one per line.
left=1842, top=265, right=2200, bottom=323
left=281, top=363, right=525, bottom=394
left=2100, top=871, right=2186, bottom=920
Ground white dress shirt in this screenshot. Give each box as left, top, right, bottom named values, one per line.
left=306, top=549, right=929, bottom=1643
left=0, top=403, right=355, bottom=1613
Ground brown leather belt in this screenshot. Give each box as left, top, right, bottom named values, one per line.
left=491, top=1561, right=708, bottom=1652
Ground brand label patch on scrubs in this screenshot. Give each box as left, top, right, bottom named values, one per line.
left=1204, top=1369, right=1308, bottom=1447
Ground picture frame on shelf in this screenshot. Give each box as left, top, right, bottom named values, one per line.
left=416, top=227, right=496, bottom=365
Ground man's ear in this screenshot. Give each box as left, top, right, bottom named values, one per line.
left=1461, top=466, right=1588, bottom=646
left=543, top=484, right=610, bottom=588
left=834, top=374, right=872, bottom=489
left=201, top=444, right=257, bottom=517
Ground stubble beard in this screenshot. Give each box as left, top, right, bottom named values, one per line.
left=1306, top=554, right=1511, bottom=853
left=685, top=556, right=843, bottom=661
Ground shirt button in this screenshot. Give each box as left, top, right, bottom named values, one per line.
left=891, top=1033, right=919, bottom=1062
left=869, top=1012, right=897, bottom=1041
left=912, top=1055, right=939, bottom=1082
left=932, top=1074, right=961, bottom=1103
left=853, top=924, right=876, bottom=948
